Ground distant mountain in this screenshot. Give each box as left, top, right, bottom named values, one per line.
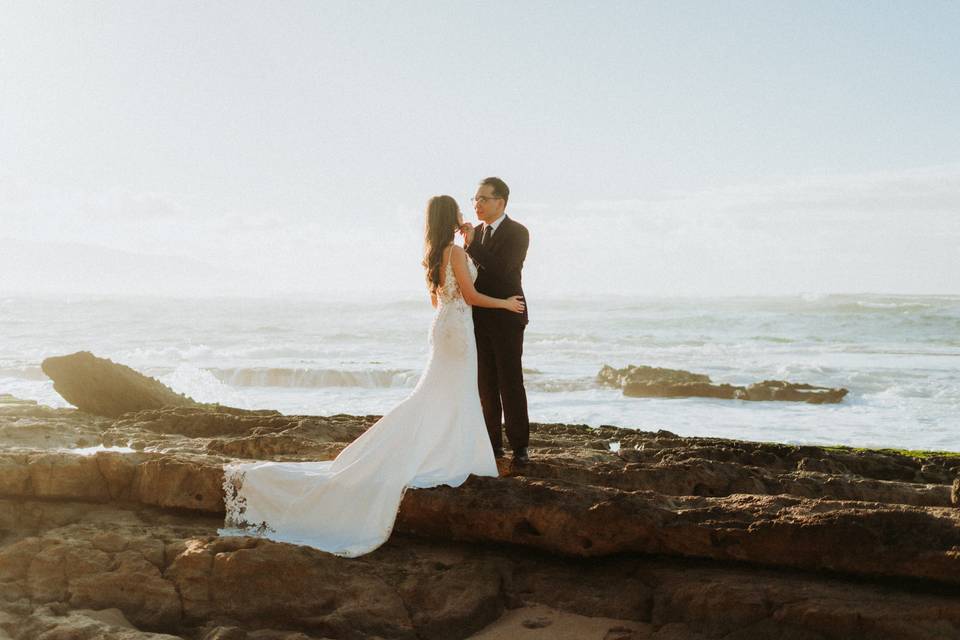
left=0, top=237, right=260, bottom=296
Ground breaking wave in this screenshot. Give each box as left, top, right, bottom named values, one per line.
left=208, top=367, right=421, bottom=389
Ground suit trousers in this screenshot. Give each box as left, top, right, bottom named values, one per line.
left=474, top=319, right=529, bottom=451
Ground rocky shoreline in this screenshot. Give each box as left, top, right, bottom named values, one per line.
left=0, top=356, right=959, bottom=639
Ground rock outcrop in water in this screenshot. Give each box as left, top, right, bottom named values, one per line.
left=598, top=364, right=849, bottom=404
left=0, top=354, right=957, bottom=638
left=41, top=351, right=202, bottom=417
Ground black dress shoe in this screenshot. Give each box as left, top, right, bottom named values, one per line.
left=493, top=447, right=505, bottom=459
left=512, top=447, right=529, bottom=464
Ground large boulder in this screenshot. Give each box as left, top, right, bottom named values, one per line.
left=41, top=351, right=200, bottom=417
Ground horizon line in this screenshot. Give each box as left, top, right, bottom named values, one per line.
left=2, top=289, right=959, bottom=303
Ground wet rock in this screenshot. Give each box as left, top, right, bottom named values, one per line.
left=598, top=364, right=848, bottom=404
left=743, top=380, right=848, bottom=404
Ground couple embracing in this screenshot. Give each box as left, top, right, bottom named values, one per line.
left=223, top=177, right=531, bottom=557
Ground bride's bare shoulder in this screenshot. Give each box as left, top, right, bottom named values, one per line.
left=441, top=244, right=462, bottom=266
left=449, top=245, right=471, bottom=272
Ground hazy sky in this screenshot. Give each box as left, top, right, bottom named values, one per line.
left=2, top=1, right=958, bottom=298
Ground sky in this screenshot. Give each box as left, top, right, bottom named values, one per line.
left=1, top=0, right=958, bottom=298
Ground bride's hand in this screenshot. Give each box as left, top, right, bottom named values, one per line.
left=459, top=222, right=476, bottom=245
left=503, top=296, right=525, bottom=313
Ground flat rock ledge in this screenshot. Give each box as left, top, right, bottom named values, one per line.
left=1, top=448, right=958, bottom=585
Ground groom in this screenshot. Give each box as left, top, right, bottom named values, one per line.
left=462, top=177, right=531, bottom=464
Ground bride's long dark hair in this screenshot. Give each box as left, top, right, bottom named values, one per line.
left=422, top=195, right=459, bottom=294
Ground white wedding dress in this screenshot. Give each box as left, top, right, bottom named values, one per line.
left=220, top=251, right=498, bottom=557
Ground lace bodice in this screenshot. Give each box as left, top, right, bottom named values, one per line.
left=429, top=248, right=476, bottom=358
left=436, top=248, right=477, bottom=308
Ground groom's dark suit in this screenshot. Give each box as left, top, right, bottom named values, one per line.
left=466, top=215, right=530, bottom=453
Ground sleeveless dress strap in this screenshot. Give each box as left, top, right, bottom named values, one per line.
left=442, top=245, right=456, bottom=293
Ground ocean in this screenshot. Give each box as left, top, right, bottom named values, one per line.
left=1, top=293, right=957, bottom=452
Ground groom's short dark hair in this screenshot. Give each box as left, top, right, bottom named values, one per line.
left=480, top=176, right=509, bottom=206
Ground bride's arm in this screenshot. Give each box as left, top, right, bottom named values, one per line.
left=450, top=246, right=525, bottom=313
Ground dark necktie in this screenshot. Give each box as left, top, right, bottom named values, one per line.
left=482, top=225, right=493, bottom=245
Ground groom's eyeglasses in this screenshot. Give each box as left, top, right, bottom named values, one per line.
left=471, top=196, right=503, bottom=204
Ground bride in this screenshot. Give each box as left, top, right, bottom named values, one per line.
left=220, top=195, right=526, bottom=557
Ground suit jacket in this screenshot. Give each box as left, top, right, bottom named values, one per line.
left=466, top=215, right=529, bottom=327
